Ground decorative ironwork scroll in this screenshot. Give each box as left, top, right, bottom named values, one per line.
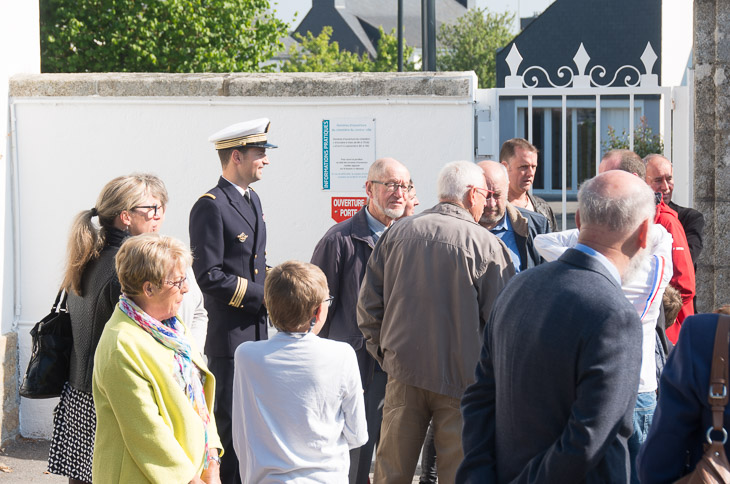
left=504, top=42, right=658, bottom=89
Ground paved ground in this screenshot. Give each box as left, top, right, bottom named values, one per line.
left=0, top=437, right=426, bottom=482
left=0, top=438, right=63, bottom=482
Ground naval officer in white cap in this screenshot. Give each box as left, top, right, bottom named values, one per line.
left=189, top=118, right=276, bottom=484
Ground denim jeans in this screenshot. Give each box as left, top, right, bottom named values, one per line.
left=628, top=391, right=657, bottom=484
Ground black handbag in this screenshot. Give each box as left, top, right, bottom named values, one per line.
left=19, top=289, right=73, bottom=398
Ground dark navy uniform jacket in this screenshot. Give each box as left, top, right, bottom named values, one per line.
left=189, top=177, right=268, bottom=357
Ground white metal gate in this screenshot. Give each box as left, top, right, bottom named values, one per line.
left=475, top=42, right=693, bottom=231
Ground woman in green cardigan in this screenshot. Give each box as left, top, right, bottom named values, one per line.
left=92, top=233, right=222, bottom=484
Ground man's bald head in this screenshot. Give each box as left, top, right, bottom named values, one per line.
left=599, top=149, right=645, bottom=178
left=368, top=157, right=407, bottom=180
left=578, top=170, right=655, bottom=234
left=577, top=170, right=655, bottom=282
left=477, top=161, right=509, bottom=228
left=477, top=161, right=509, bottom=191
left=644, top=154, right=674, bottom=203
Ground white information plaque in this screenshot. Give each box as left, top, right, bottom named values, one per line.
left=322, top=118, right=376, bottom=192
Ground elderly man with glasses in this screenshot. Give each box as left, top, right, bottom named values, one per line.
left=357, top=160, right=514, bottom=483
left=311, top=157, right=412, bottom=484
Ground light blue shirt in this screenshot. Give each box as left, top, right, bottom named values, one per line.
left=489, top=214, right=521, bottom=273
left=364, top=206, right=388, bottom=243
left=573, top=243, right=622, bottom=285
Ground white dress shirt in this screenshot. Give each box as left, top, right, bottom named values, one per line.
left=534, top=224, right=673, bottom=392
left=178, top=266, right=208, bottom=356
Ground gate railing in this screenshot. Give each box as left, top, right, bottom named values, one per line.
left=475, top=41, right=691, bottom=231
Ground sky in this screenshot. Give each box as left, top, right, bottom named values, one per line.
left=271, top=0, right=556, bottom=31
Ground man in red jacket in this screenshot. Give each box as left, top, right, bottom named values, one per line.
left=642, top=154, right=695, bottom=343
left=601, top=149, right=695, bottom=343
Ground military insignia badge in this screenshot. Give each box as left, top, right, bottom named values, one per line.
left=237, top=232, right=248, bottom=242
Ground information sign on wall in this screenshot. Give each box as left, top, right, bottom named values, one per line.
left=331, top=197, right=367, bottom=223
left=322, top=118, right=376, bottom=191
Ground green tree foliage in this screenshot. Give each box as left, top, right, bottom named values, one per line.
left=280, top=26, right=415, bottom=72
left=368, top=28, right=416, bottom=72
left=280, top=26, right=369, bottom=72
left=40, top=0, right=290, bottom=73
left=603, top=116, right=664, bottom=158
left=436, top=8, right=515, bottom=88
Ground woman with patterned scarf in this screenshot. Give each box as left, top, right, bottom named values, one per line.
left=91, top=233, right=222, bottom=484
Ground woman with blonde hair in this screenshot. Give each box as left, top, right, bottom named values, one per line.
left=92, top=233, right=221, bottom=483
left=48, top=174, right=167, bottom=484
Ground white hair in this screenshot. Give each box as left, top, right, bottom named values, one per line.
left=578, top=173, right=655, bottom=233
left=438, top=161, right=485, bottom=202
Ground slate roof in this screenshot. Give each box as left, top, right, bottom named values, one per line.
left=495, top=0, right=662, bottom=87
left=294, top=0, right=471, bottom=57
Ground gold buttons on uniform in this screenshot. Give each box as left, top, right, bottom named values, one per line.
left=254, top=269, right=259, bottom=275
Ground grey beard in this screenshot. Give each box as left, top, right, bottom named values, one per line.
left=372, top=198, right=405, bottom=220
left=621, top=246, right=649, bottom=285
left=480, top=211, right=505, bottom=229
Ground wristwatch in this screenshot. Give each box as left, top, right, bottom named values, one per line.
left=208, top=449, right=221, bottom=465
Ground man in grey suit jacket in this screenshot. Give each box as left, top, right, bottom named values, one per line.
left=457, top=170, right=657, bottom=483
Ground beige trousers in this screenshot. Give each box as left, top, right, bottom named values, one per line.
left=373, top=376, right=464, bottom=484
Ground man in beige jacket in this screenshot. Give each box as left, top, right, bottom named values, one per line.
left=357, top=160, right=514, bottom=483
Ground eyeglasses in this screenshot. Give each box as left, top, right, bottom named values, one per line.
left=324, top=295, right=334, bottom=307
left=370, top=181, right=413, bottom=193
left=469, top=186, right=496, bottom=201
left=132, top=205, right=163, bottom=217
left=165, top=276, right=187, bottom=290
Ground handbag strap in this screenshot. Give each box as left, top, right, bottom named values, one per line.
left=52, top=289, right=68, bottom=313
left=708, top=315, right=730, bottom=434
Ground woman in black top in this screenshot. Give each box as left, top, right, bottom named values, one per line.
left=47, top=174, right=167, bottom=484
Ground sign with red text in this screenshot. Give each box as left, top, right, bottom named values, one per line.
left=331, top=197, right=367, bottom=223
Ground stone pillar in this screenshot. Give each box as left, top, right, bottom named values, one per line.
left=0, top=332, right=19, bottom=445
left=694, top=0, right=730, bottom=312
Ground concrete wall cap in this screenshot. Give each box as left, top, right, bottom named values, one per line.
left=9, top=72, right=477, bottom=98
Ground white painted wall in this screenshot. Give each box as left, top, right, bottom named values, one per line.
left=10, top=93, right=475, bottom=436
left=1, top=1, right=40, bottom=337
left=1, top=0, right=41, bottom=441
left=662, top=0, right=693, bottom=87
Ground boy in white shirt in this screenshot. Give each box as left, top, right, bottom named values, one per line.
left=232, top=260, right=368, bottom=483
